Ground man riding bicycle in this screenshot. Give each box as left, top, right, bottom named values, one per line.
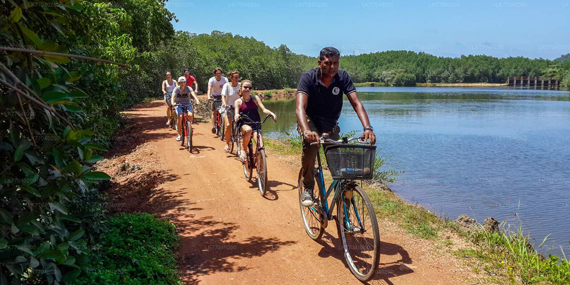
left=207, top=68, right=228, bottom=134
left=296, top=47, right=376, bottom=207
left=172, top=76, right=200, bottom=141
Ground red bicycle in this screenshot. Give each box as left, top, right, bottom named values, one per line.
left=176, top=105, right=193, bottom=153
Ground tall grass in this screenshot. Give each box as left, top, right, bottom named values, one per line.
left=467, top=223, right=570, bottom=284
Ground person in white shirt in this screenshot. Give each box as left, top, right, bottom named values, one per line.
left=161, top=71, right=178, bottom=125
left=207, top=68, right=228, bottom=134
left=221, top=70, right=241, bottom=152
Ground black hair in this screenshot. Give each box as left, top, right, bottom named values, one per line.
left=319, top=47, right=340, bottom=60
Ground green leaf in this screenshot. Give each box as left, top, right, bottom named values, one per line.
left=39, top=250, right=64, bottom=259
left=52, top=148, right=64, bottom=169
left=49, top=202, right=68, bottom=215
left=24, top=150, right=41, bottom=165
left=14, top=256, right=27, bottom=264
left=0, top=209, right=14, bottom=224
left=69, top=229, right=85, bottom=241
left=63, top=126, right=72, bottom=140
left=65, top=72, right=82, bottom=83
left=77, top=147, right=84, bottom=161
left=22, top=185, right=41, bottom=197
left=14, top=139, right=32, bottom=162
left=30, top=257, right=39, bottom=268
left=85, top=155, right=102, bottom=164
left=19, top=25, right=43, bottom=48
left=83, top=172, right=111, bottom=180
left=56, top=242, right=69, bottom=251
left=0, top=142, right=14, bottom=151
left=64, top=159, right=82, bottom=176
left=16, top=244, right=34, bottom=256
left=0, top=239, right=7, bottom=249
left=20, top=225, right=40, bottom=235
left=84, top=143, right=106, bottom=151
left=41, top=91, right=70, bottom=103
left=65, top=104, right=82, bottom=112
left=68, top=89, right=88, bottom=98
left=34, top=241, right=50, bottom=256
left=37, top=78, right=52, bottom=90
left=63, top=255, right=76, bottom=266
left=62, top=269, right=81, bottom=283
left=8, top=7, right=22, bottom=23
left=11, top=223, right=19, bottom=234
left=60, top=215, right=80, bottom=223
left=24, top=173, right=39, bottom=185
left=44, top=55, right=71, bottom=64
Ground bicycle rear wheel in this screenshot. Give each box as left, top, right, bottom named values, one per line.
left=220, top=115, right=226, bottom=141
left=256, top=149, right=267, bottom=196
left=298, top=169, right=324, bottom=240
left=186, top=120, right=192, bottom=153
left=337, top=185, right=380, bottom=281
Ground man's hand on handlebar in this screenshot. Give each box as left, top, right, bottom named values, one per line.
left=360, top=130, right=376, bottom=145
left=303, top=130, right=319, bottom=144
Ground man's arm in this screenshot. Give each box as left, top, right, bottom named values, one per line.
left=207, top=80, right=212, bottom=100
left=346, top=92, right=376, bottom=145
left=295, top=92, right=318, bottom=142
left=194, top=81, right=199, bottom=93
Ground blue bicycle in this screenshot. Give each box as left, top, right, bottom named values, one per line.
left=298, top=136, right=380, bottom=281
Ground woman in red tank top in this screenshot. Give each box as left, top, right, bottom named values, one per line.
left=234, top=80, right=277, bottom=162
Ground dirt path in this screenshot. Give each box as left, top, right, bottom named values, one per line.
left=103, top=101, right=478, bottom=285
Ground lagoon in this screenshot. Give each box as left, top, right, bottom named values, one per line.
left=262, top=87, right=570, bottom=257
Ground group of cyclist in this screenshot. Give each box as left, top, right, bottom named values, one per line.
left=161, top=46, right=376, bottom=207
left=161, top=68, right=276, bottom=163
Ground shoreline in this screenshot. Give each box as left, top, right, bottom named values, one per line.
left=263, top=136, right=570, bottom=284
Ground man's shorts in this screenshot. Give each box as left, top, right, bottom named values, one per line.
left=175, top=104, right=193, bottom=115
left=211, top=95, right=222, bottom=111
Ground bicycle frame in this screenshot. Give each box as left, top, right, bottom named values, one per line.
left=312, top=147, right=364, bottom=230
left=237, top=114, right=273, bottom=167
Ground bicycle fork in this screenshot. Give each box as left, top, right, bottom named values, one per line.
left=341, top=182, right=364, bottom=235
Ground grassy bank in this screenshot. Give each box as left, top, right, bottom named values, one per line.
left=265, top=133, right=570, bottom=284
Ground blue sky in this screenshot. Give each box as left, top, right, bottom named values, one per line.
left=165, top=0, right=570, bottom=59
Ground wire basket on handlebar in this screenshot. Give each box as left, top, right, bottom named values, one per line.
left=324, top=144, right=376, bottom=180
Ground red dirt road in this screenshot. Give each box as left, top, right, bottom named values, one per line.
left=111, top=101, right=477, bottom=285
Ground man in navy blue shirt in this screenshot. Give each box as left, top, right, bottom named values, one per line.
left=296, top=47, right=376, bottom=206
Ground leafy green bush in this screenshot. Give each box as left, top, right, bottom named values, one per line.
left=562, top=70, right=570, bottom=89
left=73, top=213, right=181, bottom=285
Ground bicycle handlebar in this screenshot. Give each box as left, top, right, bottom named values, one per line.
left=238, top=113, right=275, bottom=125
left=309, top=136, right=366, bottom=146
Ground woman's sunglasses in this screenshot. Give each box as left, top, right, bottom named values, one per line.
left=243, top=86, right=252, bottom=90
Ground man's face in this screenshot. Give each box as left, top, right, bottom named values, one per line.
left=215, top=71, right=222, bottom=79
left=184, top=70, right=189, bottom=76
left=318, top=55, right=340, bottom=77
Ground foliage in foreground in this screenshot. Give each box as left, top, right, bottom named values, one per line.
left=464, top=224, right=570, bottom=285
left=72, top=214, right=181, bottom=285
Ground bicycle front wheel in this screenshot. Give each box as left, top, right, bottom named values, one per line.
left=186, top=121, right=192, bottom=153
left=179, top=119, right=185, bottom=147
left=229, top=121, right=236, bottom=154
left=256, top=149, right=267, bottom=196
left=337, top=185, right=380, bottom=282
left=298, top=169, right=324, bottom=240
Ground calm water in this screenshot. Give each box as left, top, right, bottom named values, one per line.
left=262, top=87, right=570, bottom=257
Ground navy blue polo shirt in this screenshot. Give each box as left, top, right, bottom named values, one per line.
left=297, top=68, right=356, bottom=133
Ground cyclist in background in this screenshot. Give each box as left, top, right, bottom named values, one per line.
left=234, top=80, right=276, bottom=162
left=162, top=71, right=177, bottom=126
left=184, top=69, right=199, bottom=93
left=171, top=76, right=200, bottom=141
left=207, top=68, right=228, bottom=134
left=221, top=70, right=241, bottom=152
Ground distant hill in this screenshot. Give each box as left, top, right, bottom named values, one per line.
left=555, top=54, right=570, bottom=63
